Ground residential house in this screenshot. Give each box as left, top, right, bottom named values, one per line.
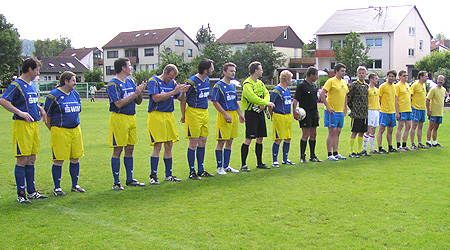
left=102, top=27, right=198, bottom=82
left=315, top=5, right=431, bottom=78
left=217, top=25, right=304, bottom=69
left=39, top=57, right=88, bottom=83
left=431, top=40, right=450, bottom=52
left=58, top=47, right=103, bottom=70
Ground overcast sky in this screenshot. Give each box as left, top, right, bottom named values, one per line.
left=2, top=0, right=449, bottom=49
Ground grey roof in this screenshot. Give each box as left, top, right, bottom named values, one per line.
left=40, top=57, right=89, bottom=74
left=316, top=5, right=431, bottom=36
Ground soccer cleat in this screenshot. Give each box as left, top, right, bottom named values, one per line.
left=309, top=157, right=323, bottom=162
left=426, top=142, right=433, bottom=148
left=272, top=161, right=280, bottom=168
left=378, top=148, right=389, bottom=154
left=27, top=191, right=49, bottom=199
left=418, top=143, right=429, bottom=149
left=256, top=164, right=271, bottom=169
left=216, top=167, right=227, bottom=175
left=359, top=150, right=371, bottom=157
left=17, top=195, right=31, bottom=204
left=189, top=171, right=202, bottom=180
left=369, top=150, right=379, bottom=154
left=53, top=188, right=66, bottom=196
left=411, top=144, right=418, bottom=150
left=149, top=176, right=160, bottom=185
left=397, top=147, right=406, bottom=152
left=240, top=165, right=251, bottom=172
left=349, top=152, right=360, bottom=158
left=335, top=154, right=347, bottom=160
left=282, top=159, right=296, bottom=165
left=165, top=176, right=182, bottom=182
left=112, top=183, right=125, bottom=190
left=225, top=166, right=239, bottom=173
left=126, top=179, right=146, bottom=187
left=403, top=146, right=412, bottom=151
left=300, top=158, right=308, bottom=164
left=71, top=185, right=86, bottom=193
left=198, top=171, right=215, bottom=177
left=327, top=155, right=339, bottom=161
left=388, top=148, right=398, bottom=153
left=433, top=143, right=442, bottom=147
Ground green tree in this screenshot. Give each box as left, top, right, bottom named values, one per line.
left=0, top=14, right=22, bottom=87
left=190, top=41, right=232, bottom=78
left=231, top=42, right=286, bottom=83
left=415, top=50, right=450, bottom=75
left=196, top=24, right=215, bottom=44
left=332, top=32, right=371, bottom=77
left=153, top=47, right=190, bottom=83
left=133, top=70, right=152, bottom=85
left=33, top=36, right=72, bottom=58
left=302, top=38, right=316, bottom=57
left=435, top=32, right=447, bottom=41
left=83, top=67, right=103, bottom=82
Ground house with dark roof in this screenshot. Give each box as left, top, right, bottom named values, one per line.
left=57, top=47, right=103, bottom=70
left=102, top=27, right=198, bottom=81
left=315, top=5, right=431, bottom=78
left=39, top=57, right=89, bottom=83
left=218, top=25, right=304, bottom=67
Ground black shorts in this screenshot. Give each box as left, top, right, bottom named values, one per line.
left=245, top=110, right=267, bottom=138
left=299, top=109, right=319, bottom=128
left=351, top=118, right=368, bottom=133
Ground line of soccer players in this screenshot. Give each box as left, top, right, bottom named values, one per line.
left=1, top=57, right=447, bottom=204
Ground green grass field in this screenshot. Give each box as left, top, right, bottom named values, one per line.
left=1, top=99, right=449, bottom=249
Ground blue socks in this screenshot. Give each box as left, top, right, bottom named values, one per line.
left=215, top=149, right=223, bottom=168
left=150, top=156, right=159, bottom=177
left=223, top=149, right=231, bottom=169
left=272, top=143, right=280, bottom=162
left=111, top=157, right=120, bottom=184
left=52, top=164, right=62, bottom=189
left=14, top=165, right=26, bottom=196
left=164, top=158, right=172, bottom=177
left=187, top=148, right=195, bottom=172
left=124, top=156, right=133, bottom=182
left=69, top=162, right=80, bottom=187
left=283, top=142, right=290, bottom=162
left=196, top=147, right=205, bottom=173
left=24, top=165, right=36, bottom=194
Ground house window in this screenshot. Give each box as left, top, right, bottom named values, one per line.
left=409, top=27, right=415, bottom=36
left=419, top=40, right=423, bottom=50
left=330, top=61, right=336, bottom=70
left=331, top=39, right=344, bottom=49
left=165, top=47, right=172, bottom=53
left=408, top=48, right=415, bottom=56
left=175, top=40, right=184, bottom=46
left=48, top=76, right=52, bottom=81
left=144, top=48, right=154, bottom=56
left=107, top=50, right=118, bottom=58
left=369, top=59, right=382, bottom=69
left=125, top=49, right=137, bottom=57
left=140, top=64, right=147, bottom=71
left=283, top=30, right=288, bottom=39
left=106, top=66, right=115, bottom=75
left=187, top=49, right=193, bottom=57
left=44, top=76, right=47, bottom=81
left=366, top=38, right=382, bottom=47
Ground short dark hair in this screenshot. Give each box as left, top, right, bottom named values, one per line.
left=368, top=73, right=378, bottom=80
left=248, top=61, right=262, bottom=75
left=398, top=70, right=407, bottom=77
left=21, top=57, right=41, bottom=73
left=198, top=58, right=214, bottom=74
left=163, top=64, right=178, bottom=75
left=418, top=71, right=428, bottom=78
left=114, top=58, right=130, bottom=74
left=306, top=66, right=318, bottom=78
left=58, top=71, right=76, bottom=87
left=334, top=63, right=346, bottom=72
left=222, top=62, right=236, bottom=72
left=387, top=70, right=397, bottom=77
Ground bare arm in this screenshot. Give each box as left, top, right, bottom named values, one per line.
left=319, top=89, right=334, bottom=114
left=0, top=98, right=34, bottom=122
left=213, top=101, right=232, bottom=123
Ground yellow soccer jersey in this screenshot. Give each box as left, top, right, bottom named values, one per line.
left=323, top=77, right=348, bottom=112
left=395, top=82, right=412, bottom=112
left=368, top=86, right=380, bottom=110
left=410, top=81, right=427, bottom=110
left=379, top=82, right=396, bottom=114
left=427, top=86, right=446, bottom=116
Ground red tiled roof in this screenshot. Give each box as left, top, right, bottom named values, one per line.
left=57, top=47, right=98, bottom=60
left=218, top=26, right=289, bottom=44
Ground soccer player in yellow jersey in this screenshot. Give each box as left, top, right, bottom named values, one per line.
left=362, top=73, right=380, bottom=154
left=394, top=70, right=412, bottom=151
left=410, top=71, right=429, bottom=149
left=320, top=63, right=348, bottom=161
left=426, top=75, right=447, bottom=147
left=377, top=70, right=397, bottom=154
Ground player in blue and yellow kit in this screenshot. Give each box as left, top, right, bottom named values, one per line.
left=107, top=58, right=147, bottom=190
left=148, top=64, right=189, bottom=185
left=269, top=70, right=295, bottom=167
left=211, top=62, right=245, bottom=175
left=44, top=71, right=85, bottom=196
left=0, top=57, right=49, bottom=203
left=180, top=59, right=215, bottom=180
